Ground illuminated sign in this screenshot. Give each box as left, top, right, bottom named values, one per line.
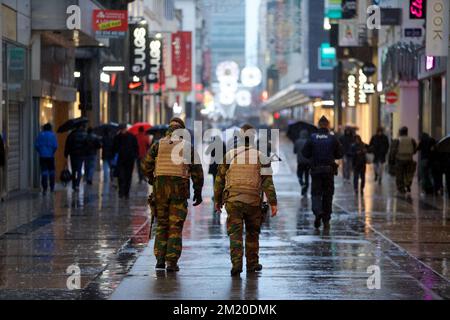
left=129, top=24, right=149, bottom=77
left=148, top=38, right=162, bottom=83
left=410, top=0, right=426, bottom=19
left=358, top=69, right=368, bottom=104
left=347, top=74, right=357, bottom=107
left=426, top=56, right=435, bottom=70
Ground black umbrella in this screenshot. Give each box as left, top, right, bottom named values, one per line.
left=287, top=121, right=318, bottom=142
left=93, top=122, right=119, bottom=136
left=146, top=124, right=169, bottom=136
left=436, top=135, right=450, bottom=153
left=57, top=117, right=88, bottom=133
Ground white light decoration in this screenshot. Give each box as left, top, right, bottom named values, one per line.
left=236, top=90, right=252, bottom=107
left=240, top=66, right=262, bottom=88
left=219, top=91, right=236, bottom=106
left=100, top=72, right=111, bottom=83
left=219, top=76, right=239, bottom=94
left=216, top=61, right=240, bottom=82
left=74, top=71, right=81, bottom=78
left=103, top=65, right=125, bottom=72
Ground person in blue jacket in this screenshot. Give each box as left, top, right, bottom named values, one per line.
left=35, top=123, right=58, bottom=194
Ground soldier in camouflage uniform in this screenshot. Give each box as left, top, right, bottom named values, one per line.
left=214, top=124, right=278, bottom=276
left=142, top=117, right=204, bottom=272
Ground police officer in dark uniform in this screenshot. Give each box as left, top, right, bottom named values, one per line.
left=302, top=116, right=343, bottom=230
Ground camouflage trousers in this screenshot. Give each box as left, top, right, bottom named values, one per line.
left=154, top=198, right=188, bottom=263
left=225, top=201, right=262, bottom=270
left=395, top=160, right=416, bottom=192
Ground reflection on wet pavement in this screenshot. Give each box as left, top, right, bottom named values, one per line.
left=0, top=182, right=151, bottom=299
left=112, top=137, right=450, bottom=300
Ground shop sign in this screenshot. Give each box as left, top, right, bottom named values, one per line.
left=347, top=74, right=357, bottom=107
left=129, top=24, right=150, bottom=78
left=93, top=10, right=128, bottom=38
left=362, top=62, right=376, bottom=77
left=358, top=69, right=368, bottom=104
left=172, top=32, right=192, bottom=92
left=426, top=0, right=449, bottom=56
left=325, top=0, right=342, bottom=19
left=404, top=28, right=422, bottom=37
left=338, top=20, right=359, bottom=47
left=380, top=8, right=402, bottom=26
left=363, top=82, right=376, bottom=95
left=425, top=56, right=435, bottom=70
left=318, top=43, right=337, bottom=70
left=148, top=38, right=162, bottom=84
left=410, top=0, right=426, bottom=19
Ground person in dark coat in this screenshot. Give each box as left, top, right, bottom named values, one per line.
left=0, top=133, right=5, bottom=201
left=293, top=130, right=311, bottom=196
left=339, top=127, right=355, bottom=182
left=417, top=133, right=437, bottom=194
left=302, top=116, right=343, bottom=231
left=84, top=127, right=102, bottom=185
left=205, top=135, right=226, bottom=189
left=113, top=124, right=139, bottom=199
left=351, top=135, right=368, bottom=194
left=35, top=123, right=58, bottom=194
left=101, top=128, right=116, bottom=182
left=64, top=124, right=88, bottom=192
left=369, top=127, right=389, bottom=184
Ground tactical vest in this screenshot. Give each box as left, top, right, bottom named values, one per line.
left=311, top=132, right=335, bottom=166
left=396, top=137, right=414, bottom=161
left=155, top=137, right=190, bottom=178
left=224, top=147, right=262, bottom=200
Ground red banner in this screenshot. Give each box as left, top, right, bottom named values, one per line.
left=172, top=32, right=192, bottom=92
left=93, top=10, right=128, bottom=38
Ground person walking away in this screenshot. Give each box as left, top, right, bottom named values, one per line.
left=101, top=127, right=116, bottom=183
left=339, top=127, right=355, bottom=182
left=35, top=123, right=58, bottom=194
left=84, top=128, right=102, bottom=185
left=369, top=127, right=389, bottom=184
left=206, top=135, right=226, bottom=187
left=214, top=124, right=278, bottom=276
left=0, top=133, right=6, bottom=201
left=302, top=116, right=343, bottom=231
left=136, top=126, right=151, bottom=183
left=389, top=126, right=417, bottom=194
left=294, top=130, right=311, bottom=196
left=64, top=124, right=88, bottom=192
left=351, top=135, right=368, bottom=195
left=417, top=133, right=436, bottom=195
left=113, top=124, right=139, bottom=199
left=142, top=117, right=204, bottom=272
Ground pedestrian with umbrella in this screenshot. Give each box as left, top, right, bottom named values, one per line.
left=113, top=124, right=139, bottom=199
left=63, top=120, right=88, bottom=192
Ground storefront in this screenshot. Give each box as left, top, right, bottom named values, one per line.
left=417, top=52, right=447, bottom=140
left=1, top=1, right=33, bottom=195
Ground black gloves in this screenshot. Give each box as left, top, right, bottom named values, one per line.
left=193, top=190, right=203, bottom=206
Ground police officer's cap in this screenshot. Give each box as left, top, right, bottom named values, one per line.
left=169, top=117, right=186, bottom=129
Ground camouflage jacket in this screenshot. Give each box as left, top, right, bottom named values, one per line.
left=142, top=135, right=204, bottom=200
left=214, top=148, right=277, bottom=206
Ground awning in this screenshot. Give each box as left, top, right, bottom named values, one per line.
left=262, top=82, right=333, bottom=112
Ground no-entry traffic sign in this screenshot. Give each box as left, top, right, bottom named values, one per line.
left=386, top=91, right=398, bottom=104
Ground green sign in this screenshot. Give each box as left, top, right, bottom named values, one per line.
left=319, top=43, right=337, bottom=70
left=325, top=0, right=342, bottom=19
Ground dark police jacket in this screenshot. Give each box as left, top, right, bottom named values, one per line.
left=302, top=128, right=343, bottom=174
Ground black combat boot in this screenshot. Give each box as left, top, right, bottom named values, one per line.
left=314, top=216, right=321, bottom=229
left=247, top=264, right=263, bottom=272
left=166, top=262, right=180, bottom=272
left=155, top=259, right=166, bottom=269
left=230, top=268, right=242, bottom=276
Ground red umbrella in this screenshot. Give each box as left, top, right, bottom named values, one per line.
left=128, top=122, right=152, bottom=135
